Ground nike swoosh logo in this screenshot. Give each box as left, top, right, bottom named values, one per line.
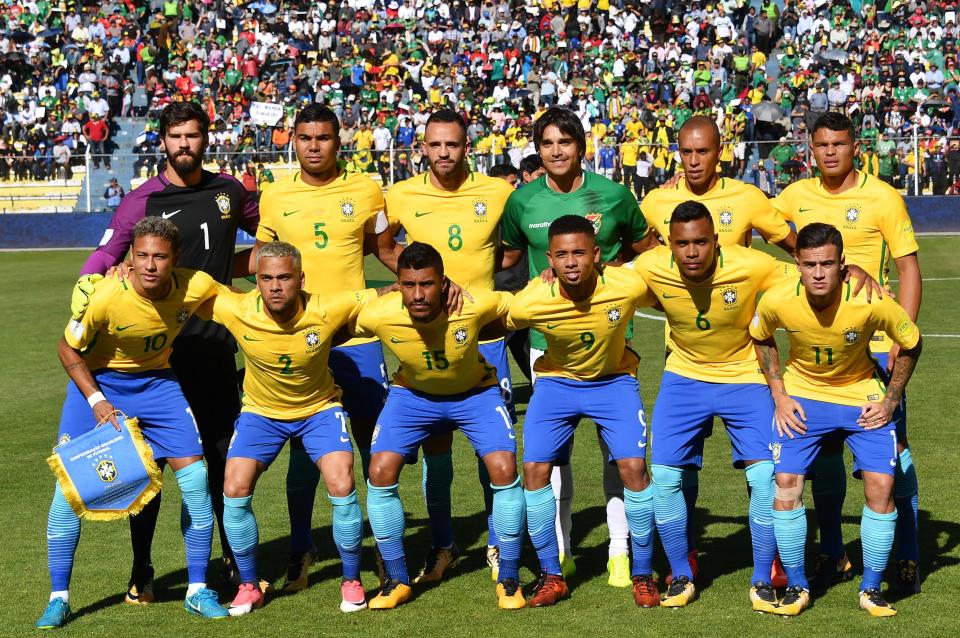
left=798, top=207, right=812, bottom=213
left=116, top=324, right=135, bottom=331
left=414, top=211, right=432, bottom=217
left=340, top=436, right=350, bottom=443
left=545, top=324, right=560, bottom=330
left=784, top=328, right=801, bottom=333
left=390, top=337, right=405, bottom=343
left=161, top=209, right=182, bottom=219
left=662, top=292, right=680, bottom=299
left=282, top=209, right=302, bottom=217
left=243, top=335, right=261, bottom=341
left=662, top=219, right=671, bottom=225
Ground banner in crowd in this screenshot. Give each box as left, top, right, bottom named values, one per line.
left=249, top=101, right=285, bottom=127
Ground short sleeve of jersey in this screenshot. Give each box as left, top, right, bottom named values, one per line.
left=500, top=190, right=528, bottom=250
left=352, top=294, right=387, bottom=339
left=749, top=292, right=780, bottom=342
left=255, top=201, right=278, bottom=243
left=505, top=280, right=538, bottom=330
left=326, top=289, right=377, bottom=325
left=616, top=265, right=654, bottom=303
left=874, top=296, right=921, bottom=350
left=64, top=283, right=111, bottom=350
left=876, top=192, right=919, bottom=259
left=753, top=252, right=795, bottom=292
left=747, top=188, right=790, bottom=243
left=208, top=285, right=242, bottom=326
left=771, top=187, right=796, bottom=224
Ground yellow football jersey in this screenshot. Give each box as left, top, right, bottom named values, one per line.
left=750, top=278, right=921, bottom=406
left=257, top=170, right=385, bottom=347
left=641, top=176, right=790, bottom=247
left=386, top=172, right=515, bottom=291
left=629, top=244, right=793, bottom=384
left=773, top=173, right=919, bottom=354
left=205, top=287, right=373, bottom=420
left=353, top=289, right=511, bottom=395
left=507, top=266, right=654, bottom=381
left=64, top=269, right=217, bottom=372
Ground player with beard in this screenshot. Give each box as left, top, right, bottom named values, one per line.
left=69, top=101, right=260, bottom=602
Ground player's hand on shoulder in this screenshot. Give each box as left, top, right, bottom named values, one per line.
left=844, top=264, right=883, bottom=302
left=92, top=399, right=121, bottom=431
left=539, top=267, right=556, bottom=283
left=660, top=172, right=684, bottom=189
left=70, top=274, right=103, bottom=318
left=443, top=278, right=472, bottom=316
left=772, top=393, right=807, bottom=439
left=858, top=400, right=894, bottom=430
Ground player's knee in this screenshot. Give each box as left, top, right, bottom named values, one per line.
left=367, top=454, right=401, bottom=487
left=650, top=464, right=683, bottom=491
left=483, top=453, right=517, bottom=485
left=523, top=462, right=551, bottom=491
left=223, top=479, right=253, bottom=499
left=616, top=458, right=649, bottom=492
left=774, top=474, right=804, bottom=507
left=324, top=469, right=355, bottom=498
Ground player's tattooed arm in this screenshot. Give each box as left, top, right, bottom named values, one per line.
left=859, top=337, right=922, bottom=430
left=57, top=338, right=120, bottom=429
left=754, top=337, right=807, bottom=438
left=375, top=282, right=400, bottom=296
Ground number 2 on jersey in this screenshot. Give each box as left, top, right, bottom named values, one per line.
left=278, top=354, right=293, bottom=374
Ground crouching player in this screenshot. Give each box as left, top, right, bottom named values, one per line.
left=355, top=242, right=526, bottom=611
left=750, top=223, right=922, bottom=617
left=507, top=215, right=658, bottom=608
left=198, top=241, right=395, bottom=615
left=37, top=218, right=229, bottom=629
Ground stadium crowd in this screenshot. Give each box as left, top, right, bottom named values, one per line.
left=4, top=0, right=960, bottom=194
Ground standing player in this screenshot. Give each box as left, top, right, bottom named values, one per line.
left=751, top=223, right=922, bottom=617
left=500, top=106, right=658, bottom=586
left=774, top=112, right=923, bottom=593
left=382, top=109, right=515, bottom=583
left=506, top=216, right=658, bottom=608
left=201, top=242, right=397, bottom=615
left=642, top=115, right=795, bottom=579
left=71, top=101, right=259, bottom=600
left=252, top=104, right=396, bottom=592
left=355, top=243, right=526, bottom=611
left=628, top=202, right=793, bottom=610
left=37, top=219, right=229, bottom=629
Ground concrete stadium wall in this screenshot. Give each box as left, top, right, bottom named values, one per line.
left=0, top=213, right=256, bottom=249
left=0, top=199, right=956, bottom=250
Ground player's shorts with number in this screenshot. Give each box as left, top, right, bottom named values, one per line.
left=870, top=351, right=907, bottom=440
left=227, top=406, right=353, bottom=464
left=523, top=374, right=648, bottom=464
left=371, top=385, right=516, bottom=458
left=58, top=369, right=203, bottom=460
left=772, top=397, right=898, bottom=476
left=329, top=341, right=388, bottom=421
left=650, top=372, right=774, bottom=468
left=479, top=337, right=515, bottom=423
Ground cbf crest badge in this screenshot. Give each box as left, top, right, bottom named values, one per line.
left=585, top=213, right=603, bottom=234
left=771, top=442, right=781, bottom=464
left=176, top=306, right=190, bottom=323
left=844, top=205, right=861, bottom=227
left=842, top=327, right=861, bottom=345
left=717, top=207, right=734, bottom=228
left=215, top=192, right=231, bottom=219
left=304, top=328, right=322, bottom=352
left=340, top=199, right=356, bottom=221
left=96, top=459, right=118, bottom=483
left=606, top=305, right=622, bottom=326
left=721, top=288, right=738, bottom=306
left=473, top=199, right=488, bottom=222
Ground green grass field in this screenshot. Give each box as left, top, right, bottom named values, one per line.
left=1, top=238, right=958, bottom=636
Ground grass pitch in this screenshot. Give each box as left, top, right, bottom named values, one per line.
left=1, top=238, right=958, bottom=636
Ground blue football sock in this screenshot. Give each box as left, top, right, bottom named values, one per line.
left=652, top=465, right=692, bottom=580
left=773, top=506, right=809, bottom=590
left=329, top=490, right=363, bottom=581
left=811, top=453, right=846, bottom=559
left=861, top=506, right=897, bottom=592
left=623, top=484, right=655, bottom=577
left=223, top=495, right=258, bottom=583
left=894, top=448, right=920, bottom=563
left=175, top=461, right=214, bottom=584
left=478, top=457, right=498, bottom=547
left=491, top=476, right=524, bottom=582
left=524, top=485, right=561, bottom=575
left=357, top=447, right=371, bottom=483
left=681, top=468, right=699, bottom=549
left=422, top=451, right=454, bottom=548
left=286, top=446, right=320, bottom=554
left=745, top=461, right=776, bottom=585
left=47, top=484, right=80, bottom=592
left=367, top=481, right=408, bottom=584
